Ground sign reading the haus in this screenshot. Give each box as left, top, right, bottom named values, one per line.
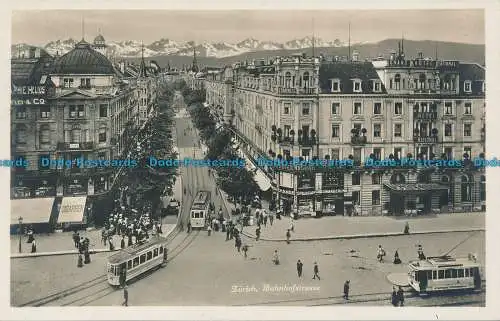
left=11, top=85, right=47, bottom=106
left=12, top=85, right=46, bottom=96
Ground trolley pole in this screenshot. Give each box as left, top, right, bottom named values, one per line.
left=18, top=216, right=23, bottom=253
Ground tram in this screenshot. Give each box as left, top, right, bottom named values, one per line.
left=106, top=236, right=169, bottom=286
left=190, top=190, right=211, bottom=228
left=407, top=254, right=482, bottom=294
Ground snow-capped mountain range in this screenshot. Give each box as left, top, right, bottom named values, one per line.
left=13, top=36, right=350, bottom=59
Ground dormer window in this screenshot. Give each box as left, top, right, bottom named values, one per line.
left=331, top=79, right=341, bottom=92
left=353, top=80, right=362, bottom=93
left=464, top=80, right=472, bottom=93
left=373, top=81, right=382, bottom=92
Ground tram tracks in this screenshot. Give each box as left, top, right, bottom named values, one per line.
left=17, top=228, right=199, bottom=307
left=236, top=282, right=486, bottom=307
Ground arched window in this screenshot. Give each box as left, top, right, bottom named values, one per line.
left=394, top=74, right=401, bottom=90
left=390, top=173, right=405, bottom=184
left=39, top=125, right=50, bottom=145
left=16, top=124, right=28, bottom=145
left=461, top=175, right=472, bottom=202
left=417, top=172, right=431, bottom=184
left=285, top=72, right=292, bottom=88
left=480, top=175, right=486, bottom=201
left=303, top=72, right=310, bottom=88
left=71, top=128, right=81, bottom=143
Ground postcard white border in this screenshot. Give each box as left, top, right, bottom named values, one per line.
left=2, top=0, right=499, bottom=320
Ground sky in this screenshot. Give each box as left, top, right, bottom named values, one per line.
left=11, top=10, right=484, bottom=45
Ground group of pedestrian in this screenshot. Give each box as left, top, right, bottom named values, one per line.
left=391, top=286, right=405, bottom=306
left=72, top=231, right=92, bottom=267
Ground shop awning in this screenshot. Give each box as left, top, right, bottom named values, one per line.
left=11, top=198, right=55, bottom=225
left=57, top=196, right=87, bottom=224
left=384, top=183, right=449, bottom=193
left=253, top=169, right=272, bottom=191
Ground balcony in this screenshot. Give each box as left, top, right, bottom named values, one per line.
left=350, top=136, right=367, bottom=145
left=299, top=88, right=316, bottom=95
left=57, top=142, right=94, bottom=151
left=413, top=136, right=438, bottom=144
left=277, top=87, right=297, bottom=95
left=414, top=111, right=438, bottom=120
left=278, top=136, right=293, bottom=146
left=298, top=137, right=317, bottom=147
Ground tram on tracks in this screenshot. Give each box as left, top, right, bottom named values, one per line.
left=190, top=190, right=211, bottom=228
left=407, top=254, right=482, bottom=295
left=106, top=236, right=169, bottom=286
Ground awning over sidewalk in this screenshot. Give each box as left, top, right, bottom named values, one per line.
left=11, top=198, right=55, bottom=225
left=57, top=196, right=87, bottom=224
left=253, top=169, right=272, bottom=191
left=384, top=183, right=448, bottom=193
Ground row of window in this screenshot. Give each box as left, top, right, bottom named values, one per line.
left=15, top=126, right=108, bottom=145
left=15, top=105, right=109, bottom=120
left=414, top=268, right=477, bottom=281
left=110, top=246, right=165, bottom=274
left=326, top=146, right=475, bottom=162
left=330, top=79, right=382, bottom=93
left=329, top=123, right=475, bottom=138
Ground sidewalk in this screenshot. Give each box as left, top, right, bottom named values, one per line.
left=11, top=224, right=178, bottom=258
left=240, top=211, right=485, bottom=241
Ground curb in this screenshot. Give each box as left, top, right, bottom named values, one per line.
left=10, top=248, right=117, bottom=258
left=11, top=225, right=180, bottom=259
left=240, top=228, right=485, bottom=242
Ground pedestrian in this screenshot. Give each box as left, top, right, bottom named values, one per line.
left=242, top=244, right=249, bottom=259
left=269, top=214, right=274, bottom=226
left=313, top=262, right=320, bottom=280
left=290, top=219, right=294, bottom=232
left=286, top=229, right=291, bottom=244
left=296, top=259, right=303, bottom=277
left=77, top=254, right=83, bottom=268
left=393, top=250, right=401, bottom=264
left=226, top=225, right=230, bottom=241
left=207, top=225, right=212, bottom=236
left=377, top=245, right=386, bottom=262
left=391, top=287, right=398, bottom=306
left=235, top=237, right=242, bottom=253
left=121, top=236, right=125, bottom=249
left=109, top=239, right=115, bottom=251
left=343, top=280, right=350, bottom=300
left=404, top=222, right=410, bottom=234
left=417, top=245, right=426, bottom=260
left=74, top=231, right=80, bottom=248
left=187, top=222, right=192, bottom=233
left=122, top=285, right=129, bottom=306
left=272, top=250, right=280, bottom=265
left=256, top=226, right=261, bottom=241
left=31, top=239, right=37, bottom=253
left=397, top=286, right=404, bottom=306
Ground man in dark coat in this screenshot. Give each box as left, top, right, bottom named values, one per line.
left=296, top=259, right=303, bottom=277
left=343, top=280, right=350, bottom=300
left=313, top=262, right=320, bottom=280
left=122, top=285, right=129, bottom=306
left=391, top=287, right=398, bottom=306
left=397, top=286, right=404, bottom=306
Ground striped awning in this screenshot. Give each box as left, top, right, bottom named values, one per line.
left=253, top=169, right=272, bottom=191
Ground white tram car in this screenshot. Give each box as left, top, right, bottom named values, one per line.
left=408, top=255, right=482, bottom=294
left=107, top=236, right=169, bottom=286
left=190, top=190, right=211, bottom=228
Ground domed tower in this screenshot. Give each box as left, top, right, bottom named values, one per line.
left=93, top=34, right=107, bottom=57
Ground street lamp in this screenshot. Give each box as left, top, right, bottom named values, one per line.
left=18, top=216, right=23, bottom=253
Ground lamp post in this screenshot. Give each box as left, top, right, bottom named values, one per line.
left=18, top=216, right=23, bottom=253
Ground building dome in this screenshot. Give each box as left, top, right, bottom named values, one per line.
left=94, top=34, right=105, bottom=44
left=52, top=40, right=114, bottom=75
